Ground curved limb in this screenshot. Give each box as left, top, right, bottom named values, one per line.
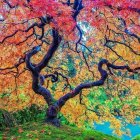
left=25, top=46, right=54, bottom=106
left=56, top=59, right=140, bottom=110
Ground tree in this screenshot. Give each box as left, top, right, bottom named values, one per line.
left=0, top=0, right=140, bottom=135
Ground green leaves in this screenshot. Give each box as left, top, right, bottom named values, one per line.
left=87, top=88, right=107, bottom=104
left=19, top=93, right=27, bottom=101
left=67, top=55, right=77, bottom=78
left=0, top=92, right=10, bottom=99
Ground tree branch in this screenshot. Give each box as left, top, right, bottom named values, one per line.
left=36, top=29, right=61, bottom=72
left=56, top=59, right=139, bottom=110
left=25, top=45, right=54, bottom=106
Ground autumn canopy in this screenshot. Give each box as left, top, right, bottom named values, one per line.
left=0, top=0, right=140, bottom=136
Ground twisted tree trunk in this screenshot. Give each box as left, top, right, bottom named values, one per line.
left=25, top=29, right=62, bottom=126
left=25, top=35, right=138, bottom=127
left=45, top=105, right=60, bottom=126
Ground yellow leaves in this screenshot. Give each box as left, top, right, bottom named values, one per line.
left=113, top=129, right=123, bottom=137
left=110, top=118, right=122, bottom=135
left=125, top=79, right=140, bottom=96
left=61, top=65, right=68, bottom=71
left=0, top=2, right=140, bottom=138
left=107, top=43, right=140, bottom=64
left=87, top=111, right=99, bottom=122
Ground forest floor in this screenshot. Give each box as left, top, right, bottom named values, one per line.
left=0, top=121, right=121, bottom=140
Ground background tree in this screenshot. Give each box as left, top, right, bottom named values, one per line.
left=0, top=0, right=140, bottom=135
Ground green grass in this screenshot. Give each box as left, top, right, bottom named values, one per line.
left=0, top=121, right=121, bottom=140
left=132, top=134, right=140, bottom=140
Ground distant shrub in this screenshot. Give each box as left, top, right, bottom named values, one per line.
left=0, top=104, right=45, bottom=129
left=0, top=104, right=74, bottom=129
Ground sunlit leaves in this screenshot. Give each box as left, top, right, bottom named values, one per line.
left=0, top=0, right=140, bottom=136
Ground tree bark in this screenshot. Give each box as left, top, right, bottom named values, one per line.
left=45, top=105, right=60, bottom=127
left=25, top=29, right=62, bottom=126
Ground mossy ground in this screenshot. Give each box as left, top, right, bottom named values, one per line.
left=0, top=121, right=121, bottom=140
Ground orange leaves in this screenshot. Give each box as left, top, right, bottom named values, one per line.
left=0, top=1, right=140, bottom=136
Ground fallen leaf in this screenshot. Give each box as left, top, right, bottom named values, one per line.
left=40, top=129, right=45, bottom=133
left=48, top=131, right=51, bottom=135
left=26, top=134, right=33, bottom=137
left=5, top=128, right=10, bottom=131
left=18, top=128, right=23, bottom=133
left=11, top=137, right=17, bottom=140
left=2, top=136, right=7, bottom=140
